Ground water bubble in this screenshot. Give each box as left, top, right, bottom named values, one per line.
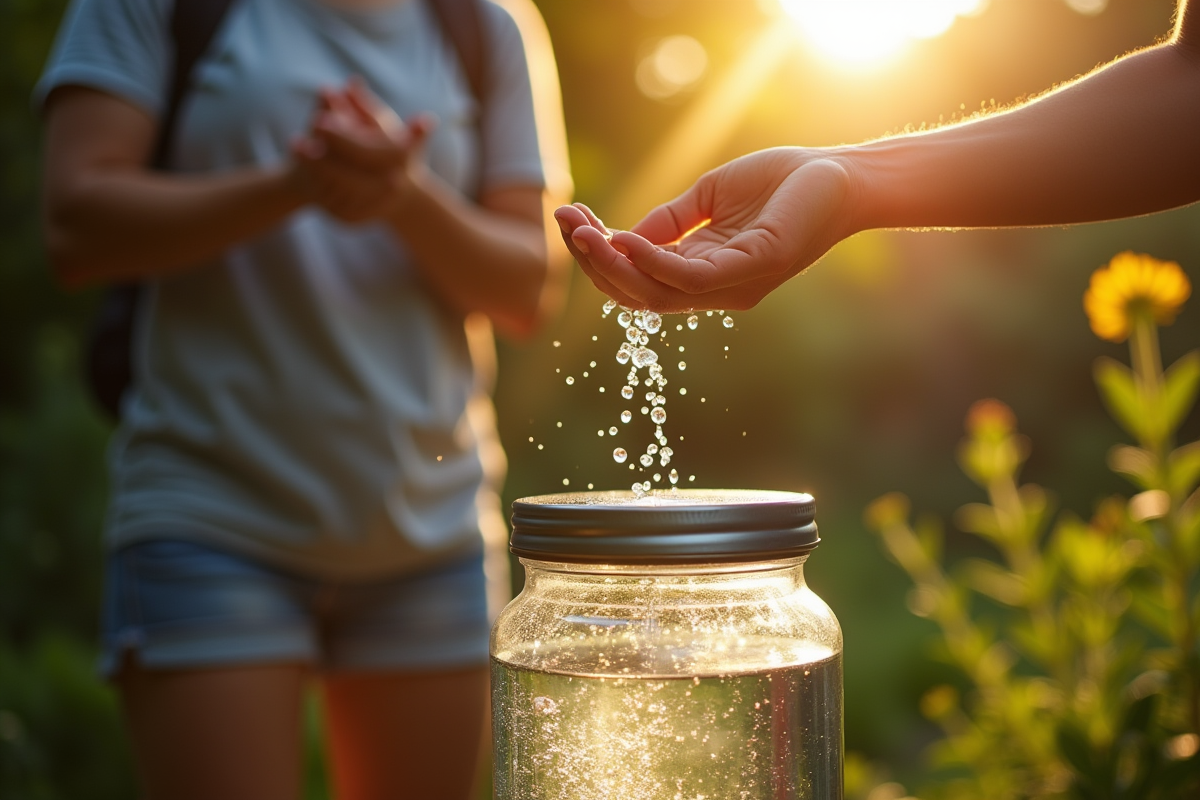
left=553, top=340, right=561, bottom=347
left=662, top=447, right=673, bottom=458
left=678, top=346, right=685, bottom=353
left=648, top=363, right=663, bottom=378
left=653, top=473, right=661, bottom=482
left=562, top=478, right=570, bottom=486
left=669, top=469, right=679, bottom=485
left=643, top=481, right=651, bottom=490
left=589, top=361, right=597, bottom=368
left=565, top=376, right=574, bottom=385
left=634, top=313, right=646, bottom=330
left=632, top=482, right=647, bottom=498
left=625, top=326, right=640, bottom=343
left=645, top=391, right=655, bottom=402
left=655, top=395, right=665, bottom=405
left=621, top=385, right=634, bottom=399
left=582, top=372, right=588, bottom=377
left=644, top=312, right=662, bottom=334
left=597, top=430, right=604, bottom=437
left=632, top=348, right=658, bottom=368
left=603, top=299, right=618, bottom=315
left=640, top=453, right=653, bottom=467
left=660, top=454, right=670, bottom=467
left=621, top=410, right=632, bottom=423
left=687, top=314, right=699, bottom=330
left=676, top=324, right=683, bottom=331
left=639, top=333, right=649, bottom=346
left=609, top=426, right=618, bottom=436
left=706, top=310, right=714, bottom=317
left=678, top=361, right=687, bottom=371
left=689, top=475, right=696, bottom=482
left=617, top=310, right=632, bottom=328
left=613, top=448, right=628, bottom=463
left=647, top=443, right=659, bottom=455
left=679, top=388, right=687, bottom=395
left=616, top=344, right=632, bottom=365
left=651, top=407, right=667, bottom=424
left=719, top=309, right=725, bottom=315
left=723, top=316, right=734, bottom=328
left=533, top=696, right=559, bottom=715
left=641, top=406, right=650, bottom=415
left=644, top=377, right=654, bottom=386
left=658, top=434, right=668, bottom=447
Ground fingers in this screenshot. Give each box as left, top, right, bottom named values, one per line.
left=629, top=174, right=713, bottom=245
left=571, top=203, right=610, bottom=236
left=312, top=121, right=405, bottom=170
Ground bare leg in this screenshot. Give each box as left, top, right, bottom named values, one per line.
left=322, top=666, right=489, bottom=800
left=118, top=660, right=308, bottom=800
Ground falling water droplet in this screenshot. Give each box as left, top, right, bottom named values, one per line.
left=613, top=448, right=628, bottom=463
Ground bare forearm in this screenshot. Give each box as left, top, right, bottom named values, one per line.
left=44, top=165, right=306, bottom=287
left=389, top=175, right=551, bottom=338
left=845, top=38, right=1200, bottom=233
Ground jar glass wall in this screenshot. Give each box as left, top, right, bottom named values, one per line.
left=491, top=491, right=843, bottom=800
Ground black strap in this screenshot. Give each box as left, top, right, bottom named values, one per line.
left=427, top=0, right=488, bottom=104
left=153, top=0, right=238, bottom=168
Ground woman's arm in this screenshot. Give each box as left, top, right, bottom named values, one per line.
left=296, top=85, right=564, bottom=340
left=42, top=86, right=310, bottom=288
left=559, top=0, right=1200, bottom=313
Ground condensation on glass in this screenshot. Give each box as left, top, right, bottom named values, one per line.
left=491, top=490, right=843, bottom=800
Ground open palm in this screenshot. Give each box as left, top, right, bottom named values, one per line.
left=556, top=148, right=855, bottom=313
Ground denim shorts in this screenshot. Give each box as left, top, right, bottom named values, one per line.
left=99, top=539, right=490, bottom=678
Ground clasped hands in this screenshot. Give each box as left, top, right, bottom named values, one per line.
left=554, top=149, right=859, bottom=313
left=290, top=77, right=433, bottom=224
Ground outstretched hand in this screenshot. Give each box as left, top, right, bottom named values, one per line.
left=292, top=78, right=436, bottom=223
left=555, top=148, right=858, bottom=312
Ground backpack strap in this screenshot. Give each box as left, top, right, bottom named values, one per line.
left=426, top=0, right=488, bottom=105
left=152, top=0, right=239, bottom=168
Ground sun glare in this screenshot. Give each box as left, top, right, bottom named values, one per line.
left=778, top=0, right=988, bottom=66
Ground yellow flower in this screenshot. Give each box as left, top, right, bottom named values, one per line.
left=1083, top=251, right=1190, bottom=342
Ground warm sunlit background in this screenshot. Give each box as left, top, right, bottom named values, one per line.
left=2, top=0, right=1198, bottom=797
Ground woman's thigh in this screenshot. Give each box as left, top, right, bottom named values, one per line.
left=321, top=666, right=490, bottom=800
left=118, top=661, right=308, bottom=800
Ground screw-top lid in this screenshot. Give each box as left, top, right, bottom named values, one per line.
left=509, top=489, right=818, bottom=564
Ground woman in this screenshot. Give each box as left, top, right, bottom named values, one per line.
left=37, top=0, right=570, bottom=796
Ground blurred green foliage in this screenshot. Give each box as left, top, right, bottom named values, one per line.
left=4, top=0, right=1200, bottom=797
left=864, top=257, right=1200, bottom=798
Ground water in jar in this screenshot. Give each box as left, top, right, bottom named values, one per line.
left=492, top=640, right=842, bottom=800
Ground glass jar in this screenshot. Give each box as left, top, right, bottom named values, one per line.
left=491, top=490, right=843, bottom=800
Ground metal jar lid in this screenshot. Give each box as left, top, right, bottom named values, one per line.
left=509, top=489, right=818, bottom=565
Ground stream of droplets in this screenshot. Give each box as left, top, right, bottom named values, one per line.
left=600, top=299, right=733, bottom=497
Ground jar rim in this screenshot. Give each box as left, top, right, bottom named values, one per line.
left=509, top=489, right=818, bottom=565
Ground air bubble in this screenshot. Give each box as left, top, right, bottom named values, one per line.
left=589, top=361, right=597, bottom=368
left=655, top=395, right=665, bottom=405
left=603, top=299, right=618, bottom=315
left=706, top=310, right=714, bottom=317
left=640, top=453, right=653, bottom=467
left=621, top=410, right=632, bottom=423
left=609, top=426, right=618, bottom=436
left=653, top=473, right=661, bottom=482
left=662, top=447, right=673, bottom=458
left=565, top=376, right=574, bottom=385
left=616, top=344, right=632, bottom=365
left=723, top=316, right=734, bottom=328
left=641, top=407, right=649, bottom=415
left=678, top=346, right=685, bottom=353
left=597, top=430, right=604, bottom=437
left=669, top=469, right=679, bottom=485
left=687, top=315, right=699, bottom=330
left=613, top=448, right=628, bottom=463
left=651, top=407, right=667, bottom=424
left=562, top=478, right=569, bottom=486
left=678, top=361, right=687, bottom=371
left=644, top=312, right=662, bottom=334
left=617, top=311, right=632, bottom=328
left=632, top=348, right=658, bottom=368
left=647, top=443, right=659, bottom=455
left=625, top=326, right=640, bottom=343
left=621, top=386, right=634, bottom=399
left=639, top=333, right=649, bottom=346
left=679, top=388, right=687, bottom=395
left=632, top=482, right=648, bottom=498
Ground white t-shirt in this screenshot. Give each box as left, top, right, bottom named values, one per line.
left=37, top=0, right=558, bottom=579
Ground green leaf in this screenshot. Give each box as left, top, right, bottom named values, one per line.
left=1058, top=720, right=1101, bottom=786
left=1110, top=445, right=1159, bottom=491
left=1095, top=357, right=1149, bottom=442
left=1162, top=351, right=1200, bottom=439
left=960, top=558, right=1025, bottom=606
left=1168, top=441, right=1200, bottom=498
left=1120, top=693, right=1157, bottom=734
